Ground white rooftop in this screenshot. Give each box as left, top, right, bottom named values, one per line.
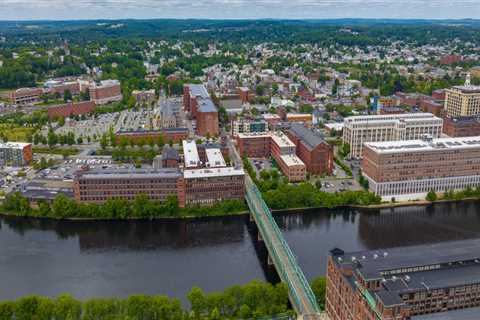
left=271, top=132, right=296, bottom=148
left=280, top=154, right=305, bottom=167
left=237, top=132, right=272, bottom=139
left=365, top=136, right=480, bottom=154
left=205, top=148, right=226, bottom=168
left=183, top=167, right=245, bottom=179
left=345, top=113, right=439, bottom=124
left=0, top=142, right=31, bottom=149
left=182, top=140, right=200, bottom=168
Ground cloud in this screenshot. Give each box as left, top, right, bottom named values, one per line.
left=0, top=0, right=479, bottom=20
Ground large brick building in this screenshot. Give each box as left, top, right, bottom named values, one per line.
left=443, top=116, right=480, bottom=137
left=183, top=84, right=219, bottom=136
left=270, top=132, right=306, bottom=182
left=327, top=239, right=480, bottom=320
left=47, top=101, right=96, bottom=119
left=89, top=80, right=123, bottom=105
left=237, top=133, right=272, bottom=158
left=115, top=128, right=188, bottom=145
left=287, top=123, right=334, bottom=175
left=362, top=136, right=480, bottom=200
left=8, top=88, right=43, bottom=105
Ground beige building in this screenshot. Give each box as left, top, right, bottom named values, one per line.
left=444, top=76, right=480, bottom=117
left=343, top=113, right=443, bottom=158
left=362, top=136, right=480, bottom=200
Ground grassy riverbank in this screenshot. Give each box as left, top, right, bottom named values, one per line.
left=0, top=278, right=326, bottom=319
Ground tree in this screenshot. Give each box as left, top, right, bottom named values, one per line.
left=311, top=277, right=326, bottom=310
left=315, top=180, right=322, bottom=190
left=47, top=130, right=58, bottom=148
left=100, top=134, right=108, bottom=150
left=426, top=190, right=438, bottom=202
left=63, top=89, right=72, bottom=102
left=255, top=84, right=265, bottom=96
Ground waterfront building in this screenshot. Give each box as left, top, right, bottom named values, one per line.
left=444, top=75, right=480, bottom=117
left=326, top=239, right=480, bottom=320
left=89, top=80, right=123, bottom=105
left=73, top=168, right=182, bottom=203
left=343, top=113, right=443, bottom=158
left=287, top=123, right=334, bottom=175
left=0, top=142, right=33, bottom=167
left=362, top=136, right=480, bottom=200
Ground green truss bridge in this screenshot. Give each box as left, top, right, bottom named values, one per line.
left=245, top=176, right=324, bottom=320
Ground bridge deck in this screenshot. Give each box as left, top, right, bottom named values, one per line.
left=245, top=176, right=322, bottom=319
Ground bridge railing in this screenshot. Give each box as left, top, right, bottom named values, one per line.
left=245, top=177, right=321, bottom=316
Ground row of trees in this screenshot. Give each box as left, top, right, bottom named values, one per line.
left=3, top=193, right=247, bottom=220
left=426, top=187, right=480, bottom=202
left=0, top=277, right=326, bottom=319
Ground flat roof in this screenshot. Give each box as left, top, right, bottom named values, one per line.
left=197, top=97, right=217, bottom=113
left=344, top=113, right=439, bottom=124
left=280, top=154, right=305, bottom=167
left=78, top=168, right=182, bottom=180
left=187, top=84, right=209, bottom=99
left=364, top=136, right=480, bottom=154
left=450, top=85, right=480, bottom=94
left=237, top=132, right=272, bottom=139
left=271, top=132, right=295, bottom=148
left=182, top=140, right=200, bottom=168
left=205, top=148, right=226, bottom=168
left=183, top=167, right=245, bottom=179
left=412, top=306, right=480, bottom=320
left=0, top=142, right=31, bottom=149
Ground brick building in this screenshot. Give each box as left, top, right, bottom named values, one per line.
left=9, top=88, right=43, bottom=105
left=47, top=101, right=96, bottom=119
left=89, top=80, right=123, bottom=105
left=115, top=128, right=188, bottom=145
left=443, top=116, right=480, bottom=137
left=238, top=87, right=251, bottom=103
left=287, top=123, right=334, bottom=175
left=237, top=133, right=272, bottom=158
left=183, top=84, right=219, bottom=136
left=132, top=89, right=156, bottom=105
left=327, top=239, right=480, bottom=320
left=420, top=99, right=443, bottom=117
left=439, top=54, right=462, bottom=65
left=362, top=136, right=480, bottom=200
left=73, top=168, right=182, bottom=203
left=0, top=142, right=33, bottom=167
left=271, top=132, right=306, bottom=182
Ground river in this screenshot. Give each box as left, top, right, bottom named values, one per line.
left=1, top=201, right=480, bottom=302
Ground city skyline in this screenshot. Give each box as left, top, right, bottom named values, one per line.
left=1, top=0, right=480, bottom=20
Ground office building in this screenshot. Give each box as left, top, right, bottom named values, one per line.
left=73, top=169, right=182, bottom=203
left=287, top=123, right=334, bottom=175
left=343, top=113, right=443, bottom=158
left=444, top=75, right=480, bottom=117
left=326, top=239, right=480, bottom=320
left=0, top=142, right=33, bottom=167
left=362, top=136, right=480, bottom=200
left=180, top=167, right=245, bottom=207
left=89, top=80, right=123, bottom=105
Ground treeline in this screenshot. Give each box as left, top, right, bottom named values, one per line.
left=426, top=187, right=480, bottom=202
left=0, top=278, right=326, bottom=319
left=243, top=157, right=381, bottom=210
left=2, top=193, right=247, bottom=220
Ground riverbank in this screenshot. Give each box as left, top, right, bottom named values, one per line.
left=0, top=278, right=326, bottom=319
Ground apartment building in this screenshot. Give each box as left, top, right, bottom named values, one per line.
left=232, top=119, right=268, bottom=136
left=444, top=75, right=480, bottom=117
left=287, top=123, right=334, bottom=175
left=89, top=80, right=123, bottom=105
left=343, top=113, right=443, bottom=158
left=73, top=169, right=182, bottom=203
left=180, top=167, right=245, bottom=207
left=362, top=136, right=480, bottom=200
left=0, top=142, right=33, bottom=167
left=327, top=239, right=480, bottom=320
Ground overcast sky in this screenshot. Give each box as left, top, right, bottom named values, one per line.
left=0, top=0, right=479, bottom=20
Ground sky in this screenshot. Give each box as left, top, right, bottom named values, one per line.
left=0, top=0, right=479, bottom=20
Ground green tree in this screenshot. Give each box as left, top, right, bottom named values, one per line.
left=426, top=190, right=437, bottom=202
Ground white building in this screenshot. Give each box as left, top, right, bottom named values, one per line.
left=182, top=140, right=201, bottom=168
left=343, top=113, right=443, bottom=158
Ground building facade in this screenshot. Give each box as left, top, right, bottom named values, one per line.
left=89, top=80, right=123, bottom=105
left=9, top=88, right=43, bottom=105
left=327, top=239, right=480, bottom=320
left=443, top=116, right=480, bottom=137
left=232, top=119, right=268, bottom=136
left=237, top=133, right=272, bottom=158
left=183, top=84, right=219, bottom=136
left=0, top=142, right=33, bottom=167
left=47, top=101, right=96, bottom=119
left=362, top=136, right=480, bottom=200
left=343, top=113, right=443, bottom=158
left=444, top=83, right=480, bottom=117
left=287, top=123, right=334, bottom=175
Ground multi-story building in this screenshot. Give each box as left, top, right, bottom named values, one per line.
left=47, top=101, right=96, bottom=119
left=180, top=167, right=245, bottom=207
left=0, top=142, right=33, bottom=167
left=343, top=113, right=443, bottom=158
left=132, top=89, right=156, bottom=105
left=73, top=169, right=182, bottom=203
left=271, top=132, right=306, bottom=182
left=286, top=113, right=313, bottom=125
left=443, top=116, right=480, bottom=137
left=9, top=88, right=43, bottom=105
left=326, top=239, right=480, bottom=320
left=183, top=84, right=219, bottom=136
left=237, top=133, right=272, bottom=158
left=232, top=119, right=268, bottom=136
left=362, top=136, right=480, bottom=200
left=183, top=140, right=201, bottom=169
left=444, top=77, right=480, bottom=117
left=153, top=146, right=179, bottom=169
left=287, top=123, right=334, bottom=175
left=115, top=128, right=188, bottom=145
left=89, top=80, right=123, bottom=105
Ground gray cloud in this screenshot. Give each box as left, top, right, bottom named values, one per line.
left=0, top=0, right=479, bottom=20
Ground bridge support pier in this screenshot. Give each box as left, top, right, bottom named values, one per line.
left=267, top=254, right=274, bottom=267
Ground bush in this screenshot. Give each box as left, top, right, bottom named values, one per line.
left=426, top=190, right=437, bottom=202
